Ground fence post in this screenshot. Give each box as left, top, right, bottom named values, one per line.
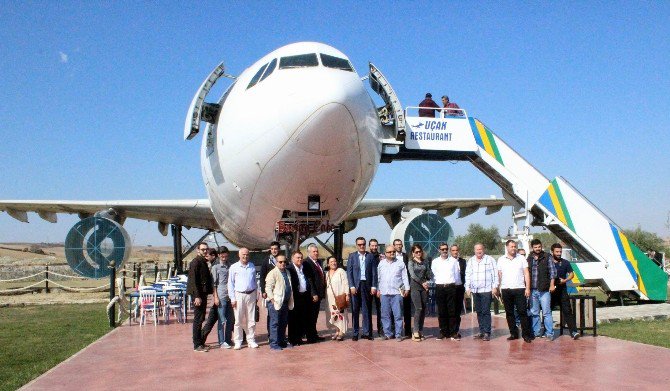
left=45, top=264, right=50, bottom=293
left=137, top=264, right=142, bottom=286
left=109, top=260, right=116, bottom=328
left=154, top=263, right=159, bottom=282
left=122, top=269, right=126, bottom=291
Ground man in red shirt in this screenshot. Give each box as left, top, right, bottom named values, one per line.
left=418, top=93, right=440, bottom=117
left=442, top=95, right=462, bottom=116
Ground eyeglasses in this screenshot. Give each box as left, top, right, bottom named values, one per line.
left=439, top=248, right=448, bottom=251
left=413, top=250, right=422, bottom=254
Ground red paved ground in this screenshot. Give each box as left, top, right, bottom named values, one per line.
left=23, top=307, right=670, bottom=390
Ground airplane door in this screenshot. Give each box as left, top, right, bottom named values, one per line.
left=368, top=63, right=405, bottom=141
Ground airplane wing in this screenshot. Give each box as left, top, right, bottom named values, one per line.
left=0, top=200, right=217, bottom=231
left=347, top=198, right=509, bottom=225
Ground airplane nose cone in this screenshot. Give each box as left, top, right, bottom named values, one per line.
left=292, top=102, right=358, bottom=156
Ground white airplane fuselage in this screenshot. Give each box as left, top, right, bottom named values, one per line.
left=200, top=42, right=383, bottom=249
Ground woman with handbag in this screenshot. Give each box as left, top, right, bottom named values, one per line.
left=408, top=244, right=433, bottom=341
left=325, top=256, right=350, bottom=341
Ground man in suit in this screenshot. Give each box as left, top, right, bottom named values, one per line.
left=394, top=239, right=412, bottom=338
left=303, top=243, right=326, bottom=343
left=287, top=251, right=317, bottom=346
left=450, top=244, right=467, bottom=337
left=260, top=241, right=281, bottom=331
left=187, top=242, right=213, bottom=352
left=347, top=236, right=378, bottom=341
left=369, top=239, right=384, bottom=337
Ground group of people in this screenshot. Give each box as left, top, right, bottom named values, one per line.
left=418, top=92, right=462, bottom=117
left=187, top=236, right=581, bottom=352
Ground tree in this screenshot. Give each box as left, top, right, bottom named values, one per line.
left=531, top=231, right=561, bottom=247
left=454, top=223, right=503, bottom=256
left=623, top=226, right=669, bottom=254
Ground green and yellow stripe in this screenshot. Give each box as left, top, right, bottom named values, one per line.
left=538, top=179, right=576, bottom=232
left=469, top=118, right=504, bottom=165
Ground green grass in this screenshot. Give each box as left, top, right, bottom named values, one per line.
left=0, top=303, right=111, bottom=391
left=599, top=318, right=670, bottom=348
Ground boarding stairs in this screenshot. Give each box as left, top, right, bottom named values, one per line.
left=365, top=63, right=667, bottom=300
left=466, top=118, right=668, bottom=301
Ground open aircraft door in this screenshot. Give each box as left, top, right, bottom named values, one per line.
left=368, top=63, right=405, bottom=141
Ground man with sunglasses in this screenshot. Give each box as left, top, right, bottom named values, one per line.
left=377, top=245, right=410, bottom=341
left=347, top=237, right=377, bottom=341
left=432, top=243, right=462, bottom=340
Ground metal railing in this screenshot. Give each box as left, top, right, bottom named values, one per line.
left=405, top=106, right=468, bottom=118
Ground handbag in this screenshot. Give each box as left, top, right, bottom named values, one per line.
left=328, top=272, right=348, bottom=311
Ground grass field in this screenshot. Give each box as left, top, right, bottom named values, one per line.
left=0, top=303, right=111, bottom=391
left=599, top=318, right=670, bottom=348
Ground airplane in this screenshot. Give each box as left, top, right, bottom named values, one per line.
left=0, top=42, right=507, bottom=272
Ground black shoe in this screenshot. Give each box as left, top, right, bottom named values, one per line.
left=450, top=334, right=461, bottom=341
left=572, top=332, right=581, bottom=340
left=352, top=336, right=359, bottom=341
left=473, top=333, right=484, bottom=339
left=482, top=333, right=491, bottom=341
left=363, top=335, right=374, bottom=340
left=315, top=336, right=326, bottom=341
left=436, top=334, right=445, bottom=340
left=194, top=345, right=209, bottom=352
left=506, top=335, right=519, bottom=341
left=389, top=335, right=396, bottom=339
left=523, top=337, right=533, bottom=343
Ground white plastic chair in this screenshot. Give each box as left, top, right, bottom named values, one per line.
left=139, top=289, right=159, bottom=326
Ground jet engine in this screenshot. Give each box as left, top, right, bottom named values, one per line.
left=64, top=216, right=131, bottom=278
left=390, top=208, right=454, bottom=260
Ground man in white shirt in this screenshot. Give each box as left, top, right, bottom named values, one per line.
left=431, top=242, right=462, bottom=340
left=497, top=240, right=532, bottom=343
left=227, top=247, right=259, bottom=350
left=465, top=243, right=498, bottom=341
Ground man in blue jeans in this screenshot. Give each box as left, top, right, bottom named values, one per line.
left=464, top=243, right=499, bottom=341
left=376, top=245, right=410, bottom=341
left=526, top=239, right=557, bottom=340
left=212, top=246, right=234, bottom=348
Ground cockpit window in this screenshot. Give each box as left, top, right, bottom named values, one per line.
left=247, top=62, right=269, bottom=89
left=259, top=58, right=277, bottom=82
left=320, top=53, right=353, bottom=72
left=279, top=54, right=319, bottom=69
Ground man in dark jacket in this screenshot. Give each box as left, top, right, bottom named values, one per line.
left=287, top=251, right=317, bottom=346
left=393, top=239, right=412, bottom=338
left=418, top=93, right=440, bottom=117
left=303, top=243, right=326, bottom=343
left=260, top=241, right=281, bottom=331
left=550, top=243, right=580, bottom=340
left=527, top=239, right=557, bottom=340
left=187, top=242, right=214, bottom=352
left=450, top=244, right=467, bottom=337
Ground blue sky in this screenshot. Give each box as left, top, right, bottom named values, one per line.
left=1, top=2, right=669, bottom=247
